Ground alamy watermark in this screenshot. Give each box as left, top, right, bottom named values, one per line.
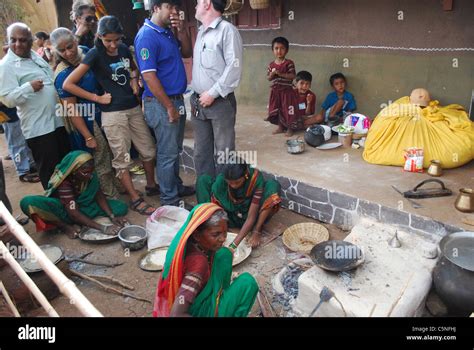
left=55, top=102, right=96, bottom=121
left=216, top=148, right=258, bottom=168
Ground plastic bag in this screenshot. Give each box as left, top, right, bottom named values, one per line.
left=403, top=148, right=424, bottom=173
left=146, top=206, right=189, bottom=250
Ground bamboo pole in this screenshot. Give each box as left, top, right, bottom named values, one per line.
left=0, top=281, right=21, bottom=317
left=0, top=241, right=59, bottom=317
left=0, top=202, right=102, bottom=317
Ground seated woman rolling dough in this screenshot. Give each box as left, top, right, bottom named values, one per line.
left=20, top=151, right=128, bottom=238
left=196, top=163, right=282, bottom=248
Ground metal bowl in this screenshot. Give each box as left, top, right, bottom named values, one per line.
left=118, top=225, right=147, bottom=251
left=286, top=138, right=305, bottom=154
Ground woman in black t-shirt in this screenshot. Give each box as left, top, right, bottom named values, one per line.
left=63, top=16, right=159, bottom=216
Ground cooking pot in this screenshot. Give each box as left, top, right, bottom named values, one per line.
left=304, top=125, right=325, bottom=148
left=433, top=231, right=474, bottom=315
left=286, top=138, right=305, bottom=154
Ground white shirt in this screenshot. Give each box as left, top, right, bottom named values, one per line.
left=0, top=49, right=63, bottom=139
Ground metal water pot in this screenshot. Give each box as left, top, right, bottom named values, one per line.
left=454, top=188, right=474, bottom=213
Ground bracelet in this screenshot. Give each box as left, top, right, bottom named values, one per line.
left=229, top=242, right=237, bottom=250
left=85, top=136, right=94, bottom=142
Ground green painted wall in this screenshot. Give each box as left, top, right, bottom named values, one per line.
left=234, top=0, right=474, bottom=118
left=236, top=48, right=474, bottom=118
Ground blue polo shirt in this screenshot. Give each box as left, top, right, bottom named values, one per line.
left=134, top=19, right=187, bottom=98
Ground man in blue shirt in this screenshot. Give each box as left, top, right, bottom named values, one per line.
left=134, top=0, right=194, bottom=207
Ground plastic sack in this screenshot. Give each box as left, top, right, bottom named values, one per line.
left=343, top=113, right=371, bottom=134
left=403, top=148, right=424, bottom=173
left=146, top=206, right=189, bottom=250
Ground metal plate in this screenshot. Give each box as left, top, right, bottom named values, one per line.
left=310, top=240, right=364, bottom=272
left=139, top=247, right=168, bottom=272
left=78, top=227, right=118, bottom=244
left=439, top=231, right=474, bottom=272
left=226, top=232, right=252, bottom=266
left=17, top=244, right=64, bottom=273
left=316, top=142, right=342, bottom=150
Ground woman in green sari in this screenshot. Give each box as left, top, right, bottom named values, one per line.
left=196, top=163, right=281, bottom=248
left=153, top=203, right=258, bottom=317
left=20, top=150, right=128, bottom=238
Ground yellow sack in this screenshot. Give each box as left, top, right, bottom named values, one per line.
left=363, top=97, right=474, bottom=169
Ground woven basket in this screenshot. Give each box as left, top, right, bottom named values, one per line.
left=282, top=223, right=329, bottom=253
left=224, top=0, right=244, bottom=15
left=249, top=0, right=270, bottom=10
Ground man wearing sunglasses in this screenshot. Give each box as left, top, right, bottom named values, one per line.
left=71, top=1, right=97, bottom=49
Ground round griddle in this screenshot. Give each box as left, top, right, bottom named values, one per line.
left=310, top=240, right=364, bottom=272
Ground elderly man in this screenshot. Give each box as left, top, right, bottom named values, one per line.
left=135, top=0, right=195, bottom=207
left=0, top=23, right=70, bottom=189
left=191, top=0, right=243, bottom=177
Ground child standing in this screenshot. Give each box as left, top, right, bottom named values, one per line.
left=313, top=72, right=356, bottom=127
left=266, top=37, right=297, bottom=136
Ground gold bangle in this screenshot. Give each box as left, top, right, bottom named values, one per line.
left=85, top=136, right=94, bottom=141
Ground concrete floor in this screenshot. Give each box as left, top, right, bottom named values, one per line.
left=182, top=104, right=474, bottom=231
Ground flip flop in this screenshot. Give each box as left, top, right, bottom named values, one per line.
left=130, top=197, right=155, bottom=216
left=130, top=165, right=145, bottom=175
left=19, top=173, right=41, bottom=183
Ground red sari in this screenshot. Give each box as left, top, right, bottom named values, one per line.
left=267, top=59, right=299, bottom=130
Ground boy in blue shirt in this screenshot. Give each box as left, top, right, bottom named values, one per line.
left=313, top=73, right=356, bottom=127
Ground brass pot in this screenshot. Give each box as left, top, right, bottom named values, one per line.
left=454, top=188, right=474, bottom=213
left=427, top=159, right=443, bottom=177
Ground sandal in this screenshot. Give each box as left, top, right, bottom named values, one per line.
left=145, top=185, right=160, bottom=196
left=19, top=173, right=41, bottom=183
left=130, top=165, right=145, bottom=175
left=130, top=197, right=155, bottom=216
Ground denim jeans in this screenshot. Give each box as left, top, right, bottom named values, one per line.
left=3, top=120, right=35, bottom=176
left=143, top=97, right=186, bottom=205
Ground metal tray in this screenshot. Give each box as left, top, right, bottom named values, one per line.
left=17, top=244, right=64, bottom=273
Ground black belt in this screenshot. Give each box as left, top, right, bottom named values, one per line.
left=169, top=94, right=183, bottom=101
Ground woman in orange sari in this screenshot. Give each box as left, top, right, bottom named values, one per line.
left=153, top=203, right=258, bottom=317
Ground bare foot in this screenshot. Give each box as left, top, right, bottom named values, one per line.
left=57, top=223, right=79, bottom=239
left=285, top=129, right=294, bottom=137
left=272, top=126, right=285, bottom=135
left=247, top=231, right=262, bottom=248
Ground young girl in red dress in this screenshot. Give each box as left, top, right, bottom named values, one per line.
left=266, top=37, right=297, bottom=136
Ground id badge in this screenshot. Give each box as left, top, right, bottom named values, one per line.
left=298, top=102, right=306, bottom=110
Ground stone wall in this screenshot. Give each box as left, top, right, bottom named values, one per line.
left=180, top=145, right=463, bottom=239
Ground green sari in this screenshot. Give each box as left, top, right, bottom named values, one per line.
left=196, top=167, right=281, bottom=227
left=20, top=151, right=127, bottom=228
left=153, top=203, right=258, bottom=317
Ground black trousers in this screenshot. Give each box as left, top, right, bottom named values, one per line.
left=26, top=127, right=71, bottom=190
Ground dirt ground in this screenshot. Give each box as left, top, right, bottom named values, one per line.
left=0, top=133, right=347, bottom=317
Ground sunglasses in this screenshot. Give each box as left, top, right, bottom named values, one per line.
left=85, top=15, right=97, bottom=23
